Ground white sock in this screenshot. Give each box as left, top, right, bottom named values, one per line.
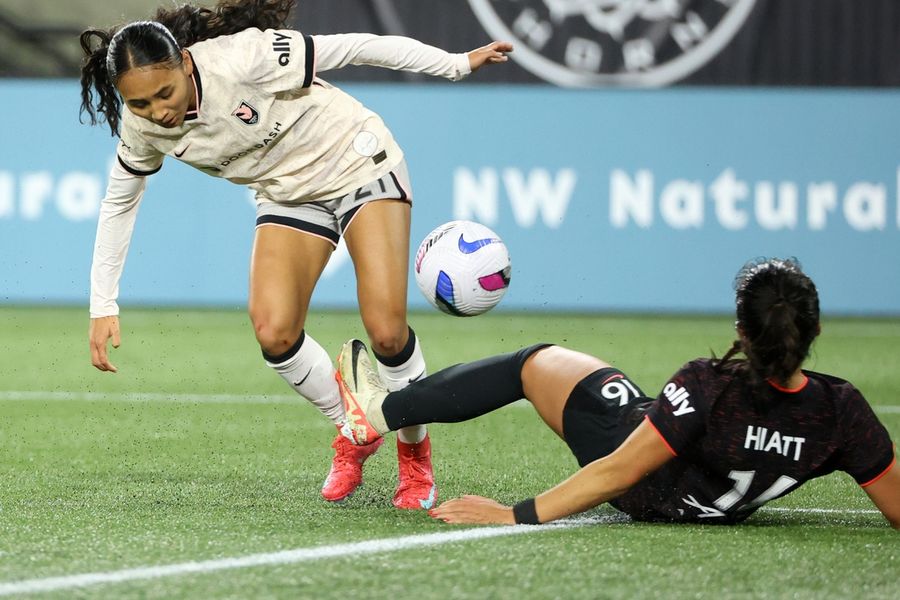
left=376, top=331, right=427, bottom=444
left=265, top=331, right=345, bottom=425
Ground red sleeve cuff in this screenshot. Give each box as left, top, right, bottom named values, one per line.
left=860, top=455, right=896, bottom=488
left=644, top=414, right=678, bottom=457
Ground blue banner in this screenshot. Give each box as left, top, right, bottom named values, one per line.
left=1, top=81, right=898, bottom=314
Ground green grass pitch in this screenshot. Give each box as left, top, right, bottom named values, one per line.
left=1, top=307, right=898, bottom=599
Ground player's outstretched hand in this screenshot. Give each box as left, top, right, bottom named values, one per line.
left=89, top=315, right=121, bottom=373
left=429, top=495, right=516, bottom=525
left=468, top=41, right=513, bottom=72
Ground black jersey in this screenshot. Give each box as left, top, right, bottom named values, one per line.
left=611, top=359, right=896, bottom=523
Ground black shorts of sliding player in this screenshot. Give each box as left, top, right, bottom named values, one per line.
left=381, top=343, right=554, bottom=430
left=562, top=368, right=655, bottom=467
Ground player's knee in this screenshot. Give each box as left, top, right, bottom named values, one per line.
left=251, top=311, right=303, bottom=356
left=367, top=323, right=409, bottom=358
left=514, top=344, right=554, bottom=374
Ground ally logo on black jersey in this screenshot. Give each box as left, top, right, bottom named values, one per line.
left=232, top=101, right=259, bottom=125
left=663, top=382, right=695, bottom=416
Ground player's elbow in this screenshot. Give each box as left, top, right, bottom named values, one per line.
left=613, top=471, right=646, bottom=498
left=596, top=465, right=642, bottom=501
left=876, top=505, right=900, bottom=530
left=586, top=456, right=652, bottom=502
left=619, top=461, right=656, bottom=493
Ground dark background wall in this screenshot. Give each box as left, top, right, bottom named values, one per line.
left=290, top=0, right=900, bottom=86
left=1, top=0, right=898, bottom=85
left=687, top=0, right=900, bottom=86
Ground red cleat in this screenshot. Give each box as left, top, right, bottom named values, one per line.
left=393, top=435, right=438, bottom=510
left=321, top=431, right=384, bottom=503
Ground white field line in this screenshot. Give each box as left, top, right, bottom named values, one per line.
left=0, top=518, right=605, bottom=597
left=762, top=507, right=880, bottom=515
left=0, top=508, right=882, bottom=596
left=2, top=391, right=899, bottom=414
left=0, top=390, right=297, bottom=405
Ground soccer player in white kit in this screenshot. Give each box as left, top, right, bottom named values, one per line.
left=78, top=0, right=512, bottom=509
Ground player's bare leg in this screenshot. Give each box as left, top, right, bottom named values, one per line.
left=250, top=224, right=382, bottom=502
left=520, top=346, right=612, bottom=438
left=345, top=199, right=436, bottom=509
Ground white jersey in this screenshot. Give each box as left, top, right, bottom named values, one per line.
left=91, top=30, right=472, bottom=316
left=118, top=28, right=469, bottom=202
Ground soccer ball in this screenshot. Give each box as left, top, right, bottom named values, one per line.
left=414, top=220, right=511, bottom=316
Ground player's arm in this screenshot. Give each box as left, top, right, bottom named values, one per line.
left=835, top=388, right=898, bottom=530
left=312, top=33, right=512, bottom=81
left=430, top=418, right=674, bottom=525
left=89, top=160, right=148, bottom=373
left=862, top=458, right=900, bottom=529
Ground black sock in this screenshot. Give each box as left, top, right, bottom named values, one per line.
left=381, top=344, right=552, bottom=430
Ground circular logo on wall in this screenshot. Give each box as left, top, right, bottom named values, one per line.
left=468, top=0, right=756, bottom=87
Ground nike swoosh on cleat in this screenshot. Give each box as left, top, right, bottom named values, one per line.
left=351, top=342, right=363, bottom=391
left=457, top=233, right=500, bottom=254
left=418, top=484, right=437, bottom=510
left=292, top=368, right=313, bottom=387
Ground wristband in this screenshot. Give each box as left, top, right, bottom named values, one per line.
left=512, top=498, right=540, bottom=525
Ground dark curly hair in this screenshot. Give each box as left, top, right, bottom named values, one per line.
left=79, top=0, right=296, bottom=135
left=715, top=257, right=821, bottom=386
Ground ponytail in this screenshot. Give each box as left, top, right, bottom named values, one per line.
left=79, top=29, right=122, bottom=136
left=78, top=0, right=296, bottom=136
left=742, top=299, right=802, bottom=383
left=153, top=0, right=296, bottom=47
left=714, top=258, right=820, bottom=388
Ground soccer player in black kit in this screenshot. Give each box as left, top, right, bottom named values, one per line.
left=336, top=258, right=899, bottom=528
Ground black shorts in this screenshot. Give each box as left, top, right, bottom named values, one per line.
left=562, top=368, right=654, bottom=467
